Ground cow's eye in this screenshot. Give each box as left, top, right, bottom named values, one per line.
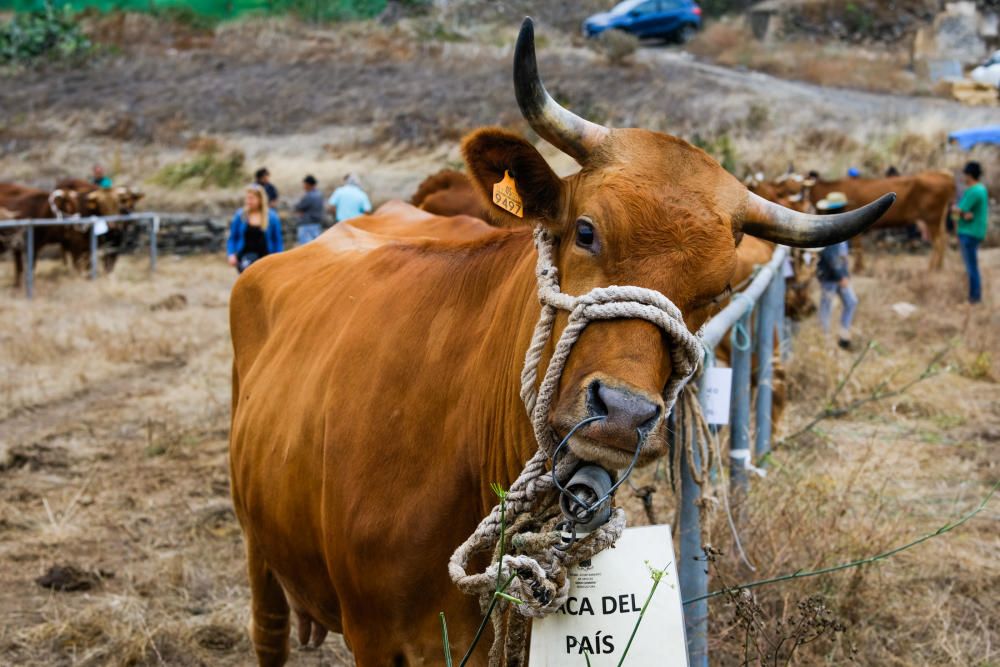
left=575, top=218, right=597, bottom=250
left=710, top=285, right=733, bottom=305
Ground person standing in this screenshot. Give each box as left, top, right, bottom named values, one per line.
left=815, top=192, right=859, bottom=350
left=91, top=164, right=112, bottom=189
left=227, top=184, right=283, bottom=274
left=254, top=167, right=279, bottom=208
left=327, top=173, right=372, bottom=223
left=954, top=161, right=989, bottom=305
left=294, top=175, right=325, bottom=245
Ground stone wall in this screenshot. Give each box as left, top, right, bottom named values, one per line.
left=114, top=215, right=323, bottom=256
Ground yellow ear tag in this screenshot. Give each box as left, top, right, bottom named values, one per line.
left=492, top=170, right=524, bottom=218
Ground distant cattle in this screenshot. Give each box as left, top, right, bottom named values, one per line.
left=410, top=169, right=486, bottom=218
left=228, top=20, right=892, bottom=665
left=0, top=185, right=84, bottom=287
left=55, top=178, right=144, bottom=272
left=807, top=172, right=955, bottom=270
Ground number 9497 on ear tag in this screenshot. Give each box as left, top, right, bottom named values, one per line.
left=493, top=170, right=524, bottom=218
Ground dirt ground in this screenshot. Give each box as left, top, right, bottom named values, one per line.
left=0, top=235, right=997, bottom=665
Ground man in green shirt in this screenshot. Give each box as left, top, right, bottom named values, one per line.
left=955, top=162, right=988, bottom=304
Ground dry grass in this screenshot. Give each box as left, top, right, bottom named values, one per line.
left=618, top=246, right=1000, bottom=665
left=1, top=201, right=998, bottom=665
left=689, top=21, right=921, bottom=96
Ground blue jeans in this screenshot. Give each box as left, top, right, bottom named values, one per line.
left=819, top=281, right=858, bottom=338
left=297, top=223, right=322, bottom=245
left=958, top=234, right=982, bottom=304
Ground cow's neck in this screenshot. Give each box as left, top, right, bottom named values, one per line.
left=459, top=227, right=557, bottom=516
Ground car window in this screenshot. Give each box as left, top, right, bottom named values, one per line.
left=634, top=0, right=659, bottom=14
left=661, top=0, right=684, bottom=9
left=609, top=0, right=644, bottom=16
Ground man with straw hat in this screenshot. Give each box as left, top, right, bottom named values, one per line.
left=816, top=192, right=858, bottom=349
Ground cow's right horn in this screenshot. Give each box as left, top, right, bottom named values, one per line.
left=742, top=191, right=896, bottom=247
left=514, top=18, right=609, bottom=164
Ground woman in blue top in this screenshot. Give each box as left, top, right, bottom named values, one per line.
left=227, top=184, right=283, bottom=273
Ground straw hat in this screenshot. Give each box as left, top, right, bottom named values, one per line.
left=816, top=191, right=848, bottom=211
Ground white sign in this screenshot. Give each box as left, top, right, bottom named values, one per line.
left=529, top=525, right=688, bottom=666
left=701, top=367, right=732, bottom=425
left=92, top=219, right=109, bottom=236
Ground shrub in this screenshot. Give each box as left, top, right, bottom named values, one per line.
left=152, top=145, right=247, bottom=189
left=589, top=29, right=640, bottom=66
left=0, top=2, right=91, bottom=66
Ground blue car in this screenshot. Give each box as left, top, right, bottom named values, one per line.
left=583, top=0, right=702, bottom=43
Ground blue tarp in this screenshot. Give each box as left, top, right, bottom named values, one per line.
left=948, top=126, right=1000, bottom=151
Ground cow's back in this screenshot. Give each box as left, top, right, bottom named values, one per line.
left=229, top=201, right=496, bottom=404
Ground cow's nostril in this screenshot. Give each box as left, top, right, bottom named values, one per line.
left=589, top=381, right=609, bottom=417
left=594, top=383, right=660, bottom=433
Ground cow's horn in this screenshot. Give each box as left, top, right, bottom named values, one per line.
left=742, top=191, right=896, bottom=247
left=514, top=17, right=609, bottom=163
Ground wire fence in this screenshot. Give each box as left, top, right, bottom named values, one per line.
left=678, top=245, right=788, bottom=667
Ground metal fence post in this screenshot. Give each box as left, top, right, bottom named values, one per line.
left=89, top=222, right=98, bottom=280
left=680, top=375, right=710, bottom=667
left=150, top=215, right=159, bottom=275
left=730, top=310, right=753, bottom=496
left=26, top=224, right=35, bottom=300
left=754, top=272, right=779, bottom=460
left=776, top=255, right=790, bottom=361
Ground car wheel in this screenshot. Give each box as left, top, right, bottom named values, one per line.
left=676, top=24, right=697, bottom=44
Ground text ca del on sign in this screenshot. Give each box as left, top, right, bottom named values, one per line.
left=529, top=525, right=689, bottom=666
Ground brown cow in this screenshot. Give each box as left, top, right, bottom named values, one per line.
left=229, top=20, right=892, bottom=666
left=411, top=169, right=487, bottom=218
left=0, top=185, right=83, bottom=287
left=55, top=178, right=141, bottom=272
left=806, top=172, right=955, bottom=271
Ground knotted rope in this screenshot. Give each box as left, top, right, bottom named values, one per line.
left=449, top=227, right=705, bottom=665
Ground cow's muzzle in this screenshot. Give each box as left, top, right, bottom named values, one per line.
left=585, top=381, right=662, bottom=451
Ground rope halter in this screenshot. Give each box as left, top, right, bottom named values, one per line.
left=450, top=225, right=706, bottom=662
left=519, top=226, right=704, bottom=453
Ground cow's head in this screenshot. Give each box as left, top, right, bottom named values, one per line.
left=76, top=189, right=119, bottom=218
left=463, top=20, right=893, bottom=468
left=49, top=189, right=79, bottom=217
left=114, top=186, right=145, bottom=214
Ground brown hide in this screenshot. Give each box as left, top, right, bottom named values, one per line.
left=809, top=172, right=955, bottom=270
left=410, top=169, right=486, bottom=219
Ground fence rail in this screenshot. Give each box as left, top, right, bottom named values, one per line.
left=680, top=245, right=789, bottom=667
left=0, top=212, right=161, bottom=299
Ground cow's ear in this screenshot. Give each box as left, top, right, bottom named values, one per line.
left=462, top=127, right=564, bottom=228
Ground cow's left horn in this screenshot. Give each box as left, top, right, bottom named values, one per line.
left=514, top=17, right=609, bottom=164
left=742, top=191, right=896, bottom=247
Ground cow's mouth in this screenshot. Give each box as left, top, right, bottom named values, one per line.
left=551, top=380, right=664, bottom=470
left=550, top=414, right=643, bottom=524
